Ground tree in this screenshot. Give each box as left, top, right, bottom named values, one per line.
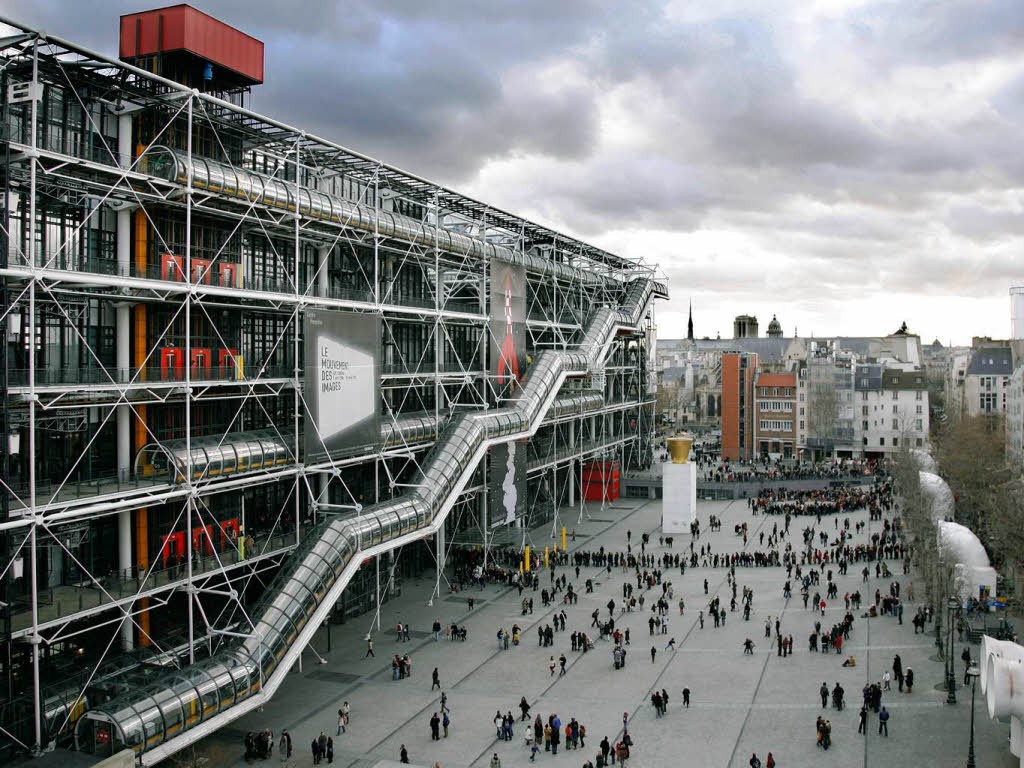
left=656, top=379, right=681, bottom=425
left=932, top=414, right=1024, bottom=606
left=932, top=415, right=1008, bottom=539
left=893, top=446, right=953, bottom=635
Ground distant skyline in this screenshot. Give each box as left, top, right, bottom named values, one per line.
left=655, top=291, right=1015, bottom=345
left=6, top=0, right=1022, bottom=345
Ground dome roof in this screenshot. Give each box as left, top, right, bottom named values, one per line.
left=767, top=315, right=782, bottom=336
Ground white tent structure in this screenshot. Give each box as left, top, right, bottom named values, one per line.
left=910, top=447, right=938, bottom=473
left=937, top=520, right=997, bottom=601
left=919, top=471, right=954, bottom=522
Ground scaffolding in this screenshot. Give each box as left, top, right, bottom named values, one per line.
left=0, top=14, right=667, bottom=763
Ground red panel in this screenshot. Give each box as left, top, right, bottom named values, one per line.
left=161, top=253, right=186, bottom=283
left=190, top=348, right=212, bottom=379
left=120, top=5, right=264, bottom=84
left=192, top=524, right=215, bottom=556
left=159, top=531, right=185, bottom=566
left=190, top=257, right=212, bottom=285
left=218, top=348, right=238, bottom=378
left=217, top=261, right=238, bottom=287
left=218, top=518, right=239, bottom=548
left=160, top=347, right=185, bottom=381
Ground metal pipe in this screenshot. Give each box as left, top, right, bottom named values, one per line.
left=147, top=149, right=608, bottom=286
left=115, top=113, right=134, bottom=640
left=75, top=277, right=664, bottom=764
left=184, top=94, right=195, bottom=666
left=27, top=36, right=42, bottom=755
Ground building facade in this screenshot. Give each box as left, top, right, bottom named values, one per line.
left=752, top=371, right=797, bottom=458
left=0, top=10, right=666, bottom=760
left=855, top=365, right=930, bottom=456
left=721, top=352, right=758, bottom=460
left=963, top=345, right=1013, bottom=417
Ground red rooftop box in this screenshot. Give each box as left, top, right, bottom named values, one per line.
left=120, top=4, right=264, bottom=86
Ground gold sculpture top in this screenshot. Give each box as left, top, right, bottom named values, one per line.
left=666, top=435, right=693, bottom=463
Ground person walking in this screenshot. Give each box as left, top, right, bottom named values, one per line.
left=279, top=730, right=292, bottom=761
left=878, top=706, right=889, bottom=736
left=432, top=667, right=441, bottom=691
left=549, top=656, right=556, bottom=676
left=682, top=687, right=691, bottom=707
left=440, top=692, right=450, bottom=714
left=400, top=744, right=409, bottom=763
left=749, top=754, right=762, bottom=768
left=489, top=753, right=502, bottom=768
left=858, top=705, right=867, bottom=734
left=905, top=668, right=914, bottom=693
left=364, top=635, right=375, bottom=658
left=820, top=682, right=829, bottom=709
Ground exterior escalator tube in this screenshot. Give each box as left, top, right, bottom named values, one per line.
left=76, top=278, right=666, bottom=763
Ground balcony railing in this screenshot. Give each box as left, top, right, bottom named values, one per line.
left=7, top=363, right=294, bottom=388
left=4, top=249, right=483, bottom=314
left=7, top=527, right=300, bottom=635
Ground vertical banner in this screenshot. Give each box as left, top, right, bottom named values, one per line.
left=489, top=259, right=527, bottom=396
left=489, top=440, right=527, bottom=526
left=304, top=310, right=380, bottom=459
left=489, top=259, right=527, bottom=526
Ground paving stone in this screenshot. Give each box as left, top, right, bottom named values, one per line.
left=186, top=497, right=1016, bottom=768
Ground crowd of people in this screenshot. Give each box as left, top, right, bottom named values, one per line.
left=751, top=480, right=893, bottom=518
left=245, top=450, right=939, bottom=768
left=693, top=455, right=884, bottom=484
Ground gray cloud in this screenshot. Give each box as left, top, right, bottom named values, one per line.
left=4, top=0, right=1018, bottom=342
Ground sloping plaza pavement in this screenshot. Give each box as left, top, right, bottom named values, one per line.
left=198, top=496, right=1017, bottom=768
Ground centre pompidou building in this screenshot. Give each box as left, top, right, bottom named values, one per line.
left=0, top=6, right=666, bottom=763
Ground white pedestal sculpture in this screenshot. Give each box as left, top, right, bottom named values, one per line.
left=662, top=461, right=697, bottom=534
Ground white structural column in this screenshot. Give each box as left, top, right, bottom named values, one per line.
left=317, top=244, right=330, bottom=298
left=432, top=518, right=445, bottom=604
left=317, top=472, right=329, bottom=524
left=662, top=461, right=697, bottom=533
left=568, top=421, right=576, bottom=507
left=27, top=37, right=43, bottom=754
left=115, top=111, right=134, bottom=650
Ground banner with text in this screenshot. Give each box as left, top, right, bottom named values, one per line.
left=304, top=310, right=380, bottom=460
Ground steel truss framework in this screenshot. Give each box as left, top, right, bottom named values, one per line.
left=0, top=18, right=665, bottom=761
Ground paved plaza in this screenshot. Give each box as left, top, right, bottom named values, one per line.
left=196, top=496, right=1017, bottom=768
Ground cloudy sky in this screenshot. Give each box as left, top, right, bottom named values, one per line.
left=7, top=0, right=1022, bottom=344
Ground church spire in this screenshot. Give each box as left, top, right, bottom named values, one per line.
left=687, top=299, right=694, bottom=341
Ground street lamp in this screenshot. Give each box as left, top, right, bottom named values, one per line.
left=946, top=596, right=959, bottom=704
left=965, top=665, right=980, bottom=768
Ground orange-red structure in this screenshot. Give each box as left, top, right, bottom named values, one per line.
left=120, top=4, right=264, bottom=85
left=721, top=352, right=758, bottom=461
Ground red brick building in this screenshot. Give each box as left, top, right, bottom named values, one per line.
left=721, top=352, right=758, bottom=460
